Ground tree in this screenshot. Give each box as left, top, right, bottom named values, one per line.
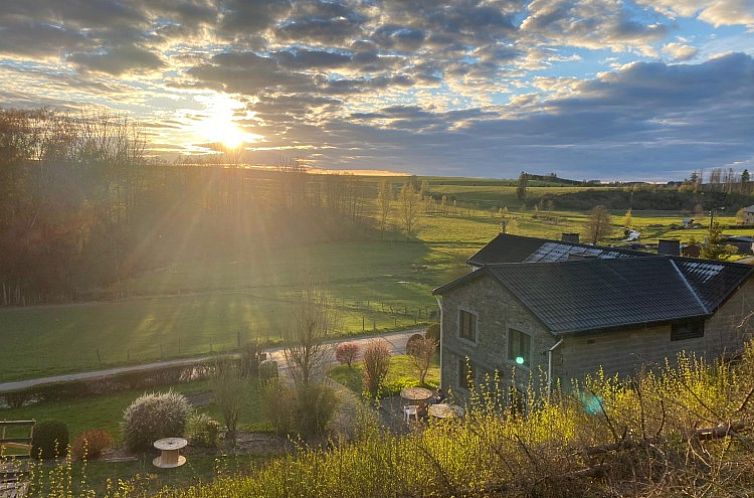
left=377, top=180, right=393, bottom=239
left=284, top=290, right=338, bottom=386
left=210, top=358, right=245, bottom=441
left=516, top=172, right=528, bottom=202
left=362, top=340, right=391, bottom=401
left=736, top=208, right=747, bottom=225
left=622, top=208, right=633, bottom=228
left=742, top=169, right=751, bottom=194
left=407, top=336, right=437, bottom=386
left=584, top=205, right=613, bottom=244
left=701, top=223, right=738, bottom=261
left=399, top=181, right=419, bottom=238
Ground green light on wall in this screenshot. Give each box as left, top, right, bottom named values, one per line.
left=515, top=356, right=525, bottom=365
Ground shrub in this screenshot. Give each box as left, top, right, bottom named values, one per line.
left=31, top=420, right=69, bottom=459
left=262, top=381, right=338, bottom=438
left=121, top=391, right=191, bottom=452
left=362, top=340, right=391, bottom=400
left=71, top=429, right=113, bottom=461
left=240, top=341, right=262, bottom=378
left=262, top=380, right=297, bottom=436
left=210, top=359, right=245, bottom=439
left=405, top=333, right=425, bottom=356
left=259, top=360, right=279, bottom=381
left=335, top=342, right=359, bottom=367
left=424, top=323, right=440, bottom=343
left=186, top=413, right=222, bottom=448
left=2, top=391, right=30, bottom=409
left=294, top=384, right=338, bottom=437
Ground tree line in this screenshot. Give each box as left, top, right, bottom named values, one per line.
left=0, top=109, right=377, bottom=306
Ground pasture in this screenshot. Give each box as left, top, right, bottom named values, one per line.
left=1, top=178, right=751, bottom=382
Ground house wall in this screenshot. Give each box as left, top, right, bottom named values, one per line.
left=552, top=278, right=754, bottom=385
left=439, top=275, right=557, bottom=397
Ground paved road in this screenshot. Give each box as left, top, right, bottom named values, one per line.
left=0, top=329, right=421, bottom=394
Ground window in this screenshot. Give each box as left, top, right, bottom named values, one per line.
left=508, top=329, right=531, bottom=367
left=458, top=357, right=475, bottom=389
left=459, top=309, right=477, bottom=342
left=671, top=320, right=705, bottom=341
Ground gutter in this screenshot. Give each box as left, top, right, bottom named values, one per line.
left=547, top=338, right=564, bottom=396
left=434, top=294, right=444, bottom=388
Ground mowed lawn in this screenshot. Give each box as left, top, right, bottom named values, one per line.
left=2, top=180, right=751, bottom=382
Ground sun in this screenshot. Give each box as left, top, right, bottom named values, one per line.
left=191, top=94, right=260, bottom=150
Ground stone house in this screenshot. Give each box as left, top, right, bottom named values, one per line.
left=434, top=233, right=754, bottom=401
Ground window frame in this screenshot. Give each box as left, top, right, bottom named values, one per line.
left=671, top=320, right=705, bottom=341
left=458, top=357, right=476, bottom=390
left=457, top=308, right=478, bottom=343
left=507, top=328, right=532, bottom=368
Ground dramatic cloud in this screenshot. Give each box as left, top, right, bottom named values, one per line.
left=1, top=0, right=753, bottom=179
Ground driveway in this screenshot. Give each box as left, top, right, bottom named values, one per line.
left=0, top=329, right=422, bottom=394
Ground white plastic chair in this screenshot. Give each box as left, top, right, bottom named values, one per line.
left=403, top=405, right=418, bottom=424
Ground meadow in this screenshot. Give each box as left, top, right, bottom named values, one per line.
left=0, top=178, right=750, bottom=382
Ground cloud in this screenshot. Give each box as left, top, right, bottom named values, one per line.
left=637, top=0, right=754, bottom=28
left=662, top=42, right=698, bottom=61
left=68, top=45, right=165, bottom=75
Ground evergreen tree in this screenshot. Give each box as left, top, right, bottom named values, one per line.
left=516, top=172, right=528, bottom=202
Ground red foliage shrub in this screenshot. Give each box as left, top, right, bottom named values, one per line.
left=335, top=342, right=360, bottom=367
left=71, top=429, right=114, bottom=461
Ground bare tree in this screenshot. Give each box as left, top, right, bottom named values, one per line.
left=399, top=181, right=419, bottom=238
left=584, top=205, right=613, bottom=244
left=284, top=290, right=339, bottom=385
left=407, top=336, right=437, bottom=386
left=377, top=179, right=393, bottom=239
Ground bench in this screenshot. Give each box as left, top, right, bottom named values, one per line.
left=0, top=421, right=34, bottom=498
left=0, top=421, right=34, bottom=459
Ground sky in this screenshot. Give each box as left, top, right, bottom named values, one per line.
left=1, top=0, right=753, bottom=180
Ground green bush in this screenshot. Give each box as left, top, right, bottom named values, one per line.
left=31, top=420, right=69, bottom=459
left=262, top=381, right=337, bottom=438
left=186, top=413, right=222, bottom=448
left=121, top=391, right=191, bottom=452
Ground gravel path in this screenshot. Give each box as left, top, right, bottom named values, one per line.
left=0, top=329, right=420, bottom=394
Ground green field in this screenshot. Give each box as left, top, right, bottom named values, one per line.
left=1, top=180, right=752, bottom=382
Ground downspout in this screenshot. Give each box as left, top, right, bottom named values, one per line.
left=434, top=294, right=444, bottom=388
left=547, top=338, right=564, bottom=396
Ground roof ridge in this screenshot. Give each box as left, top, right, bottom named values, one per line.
left=669, top=258, right=710, bottom=314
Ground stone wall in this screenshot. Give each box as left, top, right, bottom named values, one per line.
left=439, top=274, right=556, bottom=398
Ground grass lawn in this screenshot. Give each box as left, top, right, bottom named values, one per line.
left=328, top=354, right=440, bottom=397
left=0, top=379, right=269, bottom=441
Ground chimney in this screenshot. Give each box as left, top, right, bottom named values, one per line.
left=561, top=233, right=580, bottom=244
left=658, top=239, right=680, bottom=256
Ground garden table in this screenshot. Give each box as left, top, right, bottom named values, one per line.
left=400, top=387, right=433, bottom=404
left=152, top=437, right=187, bottom=469
left=428, top=404, right=465, bottom=420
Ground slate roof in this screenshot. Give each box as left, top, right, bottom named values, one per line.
left=467, top=233, right=648, bottom=266
left=438, top=234, right=754, bottom=335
